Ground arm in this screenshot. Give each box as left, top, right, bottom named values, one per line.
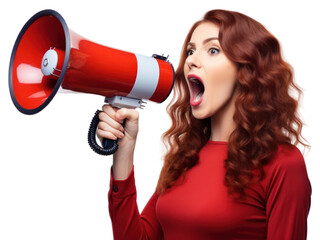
left=266, top=146, right=311, bottom=240
left=98, top=105, right=163, bottom=239
left=109, top=167, right=163, bottom=240
left=98, top=105, right=139, bottom=180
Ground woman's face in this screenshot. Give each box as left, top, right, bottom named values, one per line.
left=184, top=22, right=238, bottom=119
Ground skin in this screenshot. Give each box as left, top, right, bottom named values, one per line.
left=184, top=22, right=238, bottom=141
left=98, top=105, right=138, bottom=180
left=97, top=22, right=239, bottom=180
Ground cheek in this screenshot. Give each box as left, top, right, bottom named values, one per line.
left=205, top=61, right=237, bottom=102
left=207, top=58, right=237, bottom=89
left=205, top=83, right=235, bottom=107
left=207, top=59, right=237, bottom=84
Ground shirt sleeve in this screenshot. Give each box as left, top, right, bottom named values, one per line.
left=108, top=166, right=163, bottom=240
left=265, top=146, right=312, bottom=240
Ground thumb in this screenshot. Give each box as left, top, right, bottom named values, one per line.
left=115, top=108, right=139, bottom=123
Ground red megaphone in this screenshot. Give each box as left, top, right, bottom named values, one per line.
left=9, top=9, right=174, bottom=114
left=9, top=9, right=175, bottom=155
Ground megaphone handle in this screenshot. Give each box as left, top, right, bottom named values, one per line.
left=102, top=138, right=118, bottom=149
left=89, top=96, right=142, bottom=155
left=88, top=110, right=119, bottom=155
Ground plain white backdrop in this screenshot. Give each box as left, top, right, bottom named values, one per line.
left=1, top=0, right=319, bottom=239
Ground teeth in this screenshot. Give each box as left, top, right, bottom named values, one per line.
left=189, top=78, right=201, bottom=84
left=195, top=92, right=203, bottom=102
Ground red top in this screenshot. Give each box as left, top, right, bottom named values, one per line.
left=108, top=141, right=311, bottom=240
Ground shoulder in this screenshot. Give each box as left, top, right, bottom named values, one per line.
left=265, top=144, right=306, bottom=172
left=261, top=144, right=311, bottom=194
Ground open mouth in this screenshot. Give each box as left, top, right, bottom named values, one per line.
left=188, top=75, right=205, bottom=106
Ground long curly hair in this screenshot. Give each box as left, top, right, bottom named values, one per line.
left=157, top=9, right=310, bottom=198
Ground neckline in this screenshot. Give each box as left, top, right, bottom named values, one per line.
left=207, top=140, right=229, bottom=145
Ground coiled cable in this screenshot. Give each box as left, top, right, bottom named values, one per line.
left=88, top=110, right=118, bottom=155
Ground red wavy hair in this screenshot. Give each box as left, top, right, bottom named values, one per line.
left=157, top=9, right=310, bottom=198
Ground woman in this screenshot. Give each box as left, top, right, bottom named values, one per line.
left=97, top=9, right=311, bottom=240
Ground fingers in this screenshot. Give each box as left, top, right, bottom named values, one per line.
left=97, top=105, right=125, bottom=140
left=97, top=104, right=139, bottom=143
left=97, top=121, right=124, bottom=140
left=99, top=110, right=124, bottom=132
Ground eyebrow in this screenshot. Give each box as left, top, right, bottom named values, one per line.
left=187, top=37, right=219, bottom=47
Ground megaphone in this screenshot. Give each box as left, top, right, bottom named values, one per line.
left=9, top=9, right=175, bottom=155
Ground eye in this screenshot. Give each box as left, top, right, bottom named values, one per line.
left=187, top=49, right=194, bottom=56
left=209, top=47, right=220, bottom=55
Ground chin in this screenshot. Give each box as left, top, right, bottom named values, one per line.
left=191, top=107, right=213, bottom=120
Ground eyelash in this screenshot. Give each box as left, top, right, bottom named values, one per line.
left=186, top=49, right=194, bottom=56
left=209, top=47, right=220, bottom=55
left=186, top=47, right=220, bottom=56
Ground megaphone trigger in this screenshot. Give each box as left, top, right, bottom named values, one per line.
left=105, top=96, right=144, bottom=109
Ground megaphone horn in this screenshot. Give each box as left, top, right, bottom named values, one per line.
left=9, top=9, right=175, bottom=155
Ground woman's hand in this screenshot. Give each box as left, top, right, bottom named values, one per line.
left=97, top=104, right=139, bottom=180
left=97, top=104, right=139, bottom=146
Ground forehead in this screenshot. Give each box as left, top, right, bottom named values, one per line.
left=190, top=22, right=220, bottom=42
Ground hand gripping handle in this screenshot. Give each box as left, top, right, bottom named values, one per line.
left=87, top=110, right=119, bottom=155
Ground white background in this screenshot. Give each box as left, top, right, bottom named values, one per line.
left=1, top=0, right=319, bottom=239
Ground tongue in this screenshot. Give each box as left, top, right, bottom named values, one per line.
left=194, top=92, right=203, bottom=102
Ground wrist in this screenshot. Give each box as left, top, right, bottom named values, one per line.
left=112, top=139, right=136, bottom=180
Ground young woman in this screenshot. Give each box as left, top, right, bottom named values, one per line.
left=97, top=9, right=311, bottom=240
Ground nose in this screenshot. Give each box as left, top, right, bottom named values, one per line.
left=185, top=51, right=201, bottom=69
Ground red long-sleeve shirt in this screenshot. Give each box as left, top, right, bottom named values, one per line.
left=108, top=141, right=311, bottom=240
